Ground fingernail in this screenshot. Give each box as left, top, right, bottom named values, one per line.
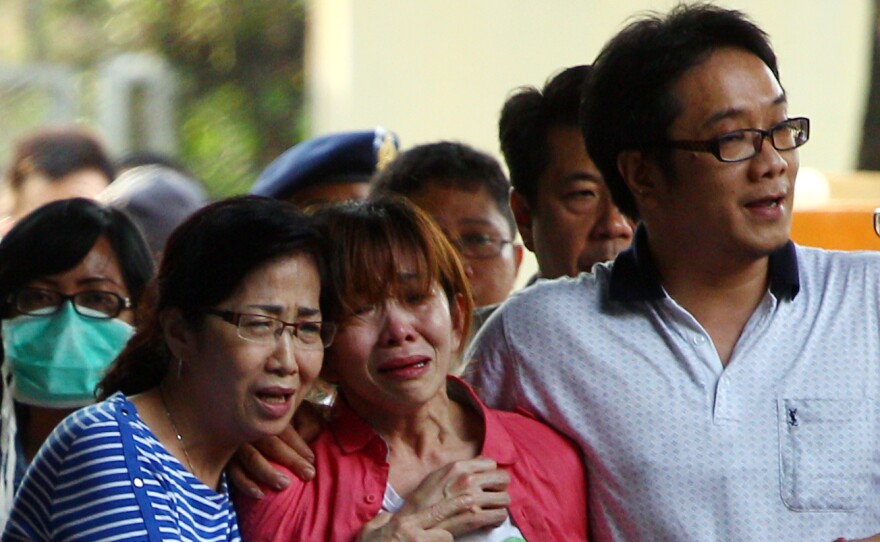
left=274, top=474, right=291, bottom=490
left=250, top=487, right=265, bottom=499
left=302, top=465, right=315, bottom=480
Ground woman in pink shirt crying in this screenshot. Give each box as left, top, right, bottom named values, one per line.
left=235, top=197, right=586, bottom=541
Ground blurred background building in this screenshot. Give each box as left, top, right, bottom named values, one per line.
left=0, top=0, right=878, bottom=282
left=0, top=0, right=307, bottom=197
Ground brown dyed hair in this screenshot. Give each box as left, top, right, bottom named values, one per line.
left=312, top=196, right=474, bottom=361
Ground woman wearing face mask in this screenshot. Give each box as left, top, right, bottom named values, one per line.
left=0, top=198, right=154, bottom=526
left=236, top=197, right=587, bottom=541
left=4, top=196, right=332, bottom=541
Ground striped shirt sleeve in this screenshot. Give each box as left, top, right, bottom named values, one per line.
left=4, top=403, right=151, bottom=541
left=4, top=395, right=239, bottom=542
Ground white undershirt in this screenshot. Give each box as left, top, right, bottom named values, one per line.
left=382, top=484, right=527, bottom=541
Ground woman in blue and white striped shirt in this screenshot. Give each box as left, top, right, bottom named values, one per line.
left=4, top=196, right=333, bottom=541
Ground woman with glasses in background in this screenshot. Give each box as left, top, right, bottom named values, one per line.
left=4, top=196, right=333, bottom=541
left=0, top=198, right=154, bottom=528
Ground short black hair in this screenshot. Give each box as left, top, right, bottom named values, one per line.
left=583, top=3, right=778, bottom=220
left=0, top=198, right=155, bottom=319
left=499, top=65, right=590, bottom=205
left=370, top=141, right=515, bottom=236
left=6, top=127, right=115, bottom=192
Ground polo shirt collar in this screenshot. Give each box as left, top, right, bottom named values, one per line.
left=609, top=225, right=800, bottom=303
left=330, top=394, right=383, bottom=455
left=447, top=376, right=517, bottom=466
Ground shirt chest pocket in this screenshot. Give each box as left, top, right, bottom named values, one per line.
left=778, top=398, right=871, bottom=511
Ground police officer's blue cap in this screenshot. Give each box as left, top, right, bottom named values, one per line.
left=250, top=127, right=399, bottom=199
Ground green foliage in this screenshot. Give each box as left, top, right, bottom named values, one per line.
left=18, top=0, right=307, bottom=198
left=181, top=84, right=259, bottom=197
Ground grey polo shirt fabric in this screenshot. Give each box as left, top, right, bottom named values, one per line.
left=464, top=228, right=880, bottom=541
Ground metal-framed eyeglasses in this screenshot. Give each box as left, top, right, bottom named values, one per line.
left=11, top=288, right=132, bottom=319
left=654, top=117, right=810, bottom=163
left=206, top=309, right=337, bottom=350
left=451, top=233, right=514, bottom=259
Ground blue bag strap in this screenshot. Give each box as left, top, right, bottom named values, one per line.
left=116, top=400, right=164, bottom=541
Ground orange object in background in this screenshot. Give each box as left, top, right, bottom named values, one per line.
left=791, top=208, right=880, bottom=250
left=789, top=170, right=880, bottom=251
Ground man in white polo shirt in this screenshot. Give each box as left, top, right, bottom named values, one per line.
left=467, top=4, right=880, bottom=541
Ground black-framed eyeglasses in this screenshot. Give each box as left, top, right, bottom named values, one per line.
left=451, top=233, right=514, bottom=259
left=11, top=288, right=132, bottom=320
left=206, top=309, right=337, bottom=350
left=654, top=117, right=810, bottom=163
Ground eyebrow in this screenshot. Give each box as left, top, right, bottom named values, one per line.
left=701, top=93, right=788, bottom=129
left=297, top=307, right=321, bottom=318
left=562, top=172, right=602, bottom=184
left=456, top=217, right=502, bottom=229
left=247, top=304, right=322, bottom=318
left=34, top=277, right=123, bottom=289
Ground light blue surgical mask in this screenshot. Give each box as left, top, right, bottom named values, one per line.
left=2, top=302, right=134, bottom=408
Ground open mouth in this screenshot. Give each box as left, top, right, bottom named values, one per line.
left=256, top=391, right=293, bottom=404
left=377, top=356, right=431, bottom=375
left=745, top=195, right=784, bottom=209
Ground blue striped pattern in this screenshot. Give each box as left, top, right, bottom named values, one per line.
left=3, top=393, right=240, bottom=541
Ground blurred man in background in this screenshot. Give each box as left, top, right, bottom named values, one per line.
left=500, top=65, right=633, bottom=280
left=1, top=127, right=115, bottom=235
left=100, top=164, right=208, bottom=258
left=371, top=141, right=522, bottom=308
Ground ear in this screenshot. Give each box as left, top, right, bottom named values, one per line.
left=159, top=308, right=195, bottom=363
left=509, top=189, right=535, bottom=253
left=513, top=243, right=524, bottom=273
left=449, top=292, right=467, bottom=352
left=617, top=150, right=657, bottom=210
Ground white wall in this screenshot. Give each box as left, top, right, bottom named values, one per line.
left=307, top=0, right=872, bottom=173
left=306, top=0, right=874, bottom=284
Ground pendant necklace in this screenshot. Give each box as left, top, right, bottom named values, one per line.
left=159, top=385, right=196, bottom=475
